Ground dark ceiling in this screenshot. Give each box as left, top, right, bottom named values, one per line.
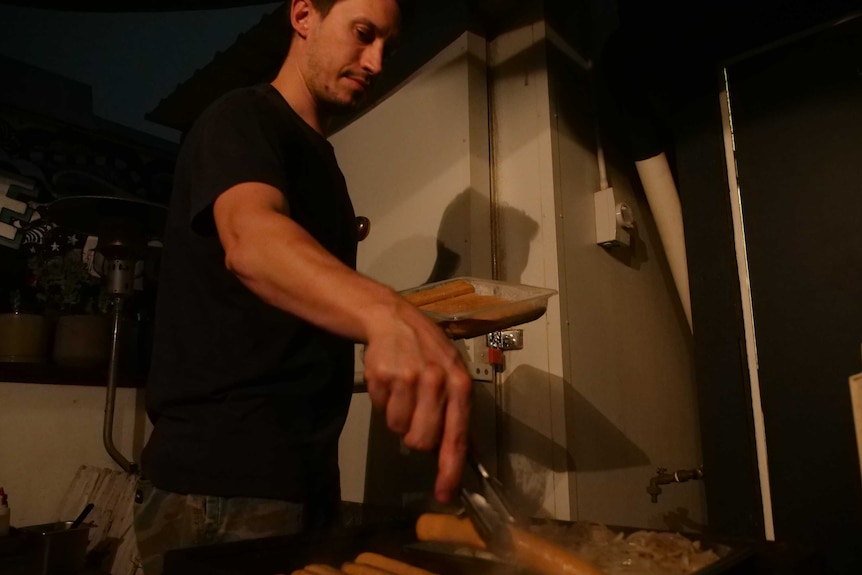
left=601, top=0, right=861, bottom=160
left=607, top=0, right=861, bottom=115
left=7, top=0, right=854, bottom=135
left=0, top=0, right=276, bottom=10
left=619, top=0, right=859, bottom=61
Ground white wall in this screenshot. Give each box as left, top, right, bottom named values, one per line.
left=332, top=32, right=495, bottom=506
left=484, top=20, right=706, bottom=530
left=485, top=22, right=572, bottom=520
left=332, top=35, right=492, bottom=292
left=549, top=26, right=706, bottom=528
left=0, top=382, right=146, bottom=526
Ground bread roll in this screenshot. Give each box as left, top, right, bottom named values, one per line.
left=418, top=293, right=509, bottom=316
left=402, top=280, right=475, bottom=307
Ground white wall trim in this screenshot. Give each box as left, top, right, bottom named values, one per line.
left=720, top=71, right=775, bottom=540
left=489, top=21, right=570, bottom=521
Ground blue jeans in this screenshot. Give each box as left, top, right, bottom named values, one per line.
left=133, top=479, right=305, bottom=575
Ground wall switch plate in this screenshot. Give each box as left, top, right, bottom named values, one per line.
left=594, top=187, right=633, bottom=248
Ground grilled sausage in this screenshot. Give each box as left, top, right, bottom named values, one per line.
left=415, top=513, right=605, bottom=575
left=355, top=552, right=438, bottom=575
left=304, top=565, right=347, bottom=575
left=341, top=562, right=395, bottom=575
left=415, top=513, right=486, bottom=549
left=510, top=524, right=605, bottom=575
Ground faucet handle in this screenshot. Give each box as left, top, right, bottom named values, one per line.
left=656, top=467, right=668, bottom=475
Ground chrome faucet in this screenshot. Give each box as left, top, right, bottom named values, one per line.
left=647, top=465, right=704, bottom=503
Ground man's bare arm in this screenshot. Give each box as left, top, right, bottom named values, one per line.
left=213, top=181, right=472, bottom=501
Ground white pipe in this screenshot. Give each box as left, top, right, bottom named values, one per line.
left=595, top=118, right=609, bottom=191
left=634, top=152, right=693, bottom=331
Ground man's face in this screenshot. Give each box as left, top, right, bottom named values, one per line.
left=302, top=0, right=401, bottom=110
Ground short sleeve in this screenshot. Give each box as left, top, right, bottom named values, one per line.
left=182, top=89, right=295, bottom=234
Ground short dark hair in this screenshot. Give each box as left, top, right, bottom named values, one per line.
left=305, top=0, right=414, bottom=25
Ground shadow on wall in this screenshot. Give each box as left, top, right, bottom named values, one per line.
left=663, top=506, right=708, bottom=533
left=363, top=187, right=540, bottom=286
left=360, top=187, right=540, bottom=508
left=498, top=364, right=650, bottom=518
left=423, top=189, right=480, bottom=283
left=360, top=187, right=484, bottom=288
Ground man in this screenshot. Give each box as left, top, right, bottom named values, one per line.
left=134, top=1, right=472, bottom=572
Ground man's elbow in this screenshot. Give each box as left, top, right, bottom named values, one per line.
left=223, top=241, right=261, bottom=283
left=222, top=242, right=284, bottom=309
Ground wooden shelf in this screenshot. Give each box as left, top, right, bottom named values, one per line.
left=0, top=361, right=146, bottom=388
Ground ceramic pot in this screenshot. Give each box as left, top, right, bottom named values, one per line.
left=52, top=314, right=110, bottom=369
left=0, top=313, right=51, bottom=363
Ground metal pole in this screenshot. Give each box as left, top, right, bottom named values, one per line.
left=103, top=296, right=137, bottom=474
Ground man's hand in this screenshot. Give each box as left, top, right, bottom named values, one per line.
left=362, top=299, right=472, bottom=503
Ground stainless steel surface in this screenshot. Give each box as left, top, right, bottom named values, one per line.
left=102, top=258, right=136, bottom=296
left=460, top=446, right=517, bottom=556
left=162, top=514, right=758, bottom=575
left=399, top=277, right=556, bottom=340
left=467, top=451, right=516, bottom=523
left=486, top=329, right=524, bottom=350
left=459, top=489, right=513, bottom=556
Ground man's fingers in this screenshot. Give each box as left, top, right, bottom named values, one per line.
left=402, top=366, right=446, bottom=451
left=434, top=372, right=472, bottom=502
left=385, top=378, right=417, bottom=435
left=366, top=376, right=391, bottom=412
left=363, top=310, right=472, bottom=498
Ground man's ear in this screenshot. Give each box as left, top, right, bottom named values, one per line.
left=290, top=0, right=313, bottom=39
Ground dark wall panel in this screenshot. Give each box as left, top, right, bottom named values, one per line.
left=726, top=13, right=862, bottom=549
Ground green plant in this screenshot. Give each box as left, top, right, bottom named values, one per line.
left=28, top=249, right=105, bottom=315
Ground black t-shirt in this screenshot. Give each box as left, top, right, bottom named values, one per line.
left=142, top=84, right=357, bottom=505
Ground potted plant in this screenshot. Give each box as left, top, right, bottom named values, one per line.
left=29, top=245, right=110, bottom=369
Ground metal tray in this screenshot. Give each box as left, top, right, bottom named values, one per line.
left=163, top=519, right=756, bottom=575
left=405, top=525, right=757, bottom=575
left=400, top=277, right=557, bottom=339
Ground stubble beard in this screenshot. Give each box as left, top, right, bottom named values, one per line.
left=305, top=52, right=365, bottom=114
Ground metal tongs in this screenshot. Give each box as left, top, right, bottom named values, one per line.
left=460, top=446, right=518, bottom=558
